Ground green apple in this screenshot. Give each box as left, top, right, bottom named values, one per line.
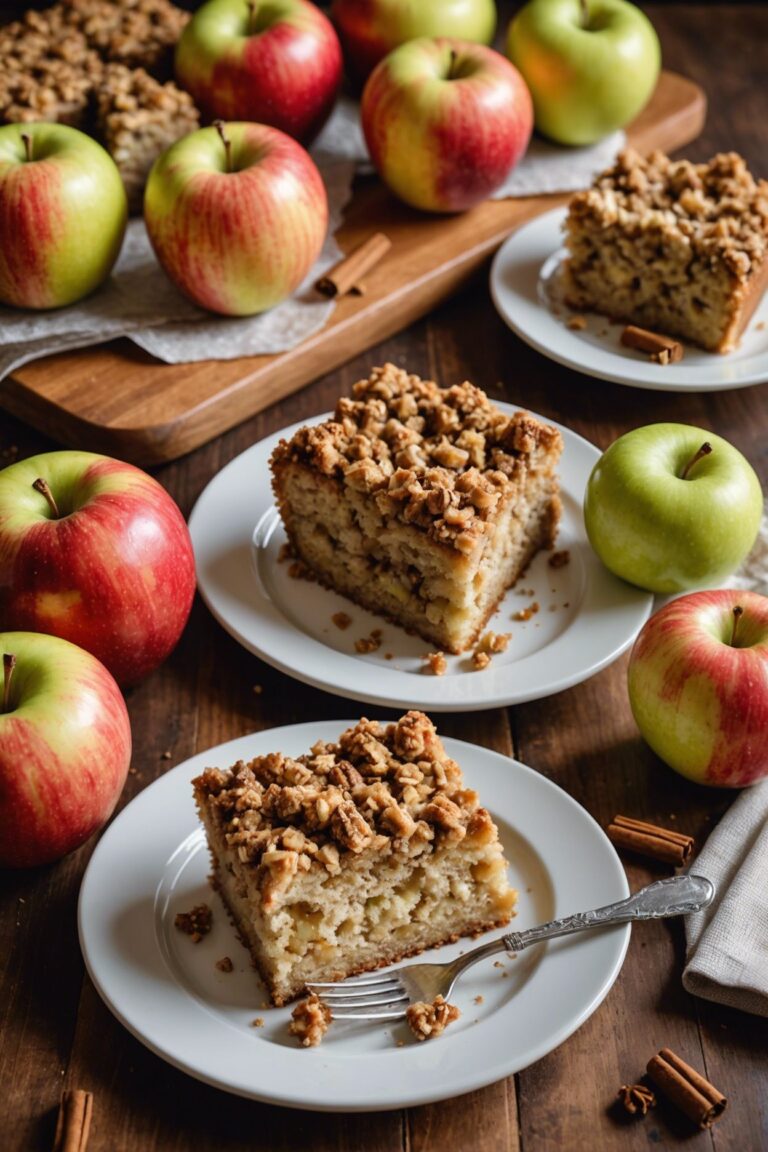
left=584, top=424, right=763, bottom=594
left=506, top=0, right=661, bottom=145
left=0, top=122, right=127, bottom=310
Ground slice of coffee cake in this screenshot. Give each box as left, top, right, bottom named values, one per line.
left=193, top=712, right=516, bottom=1006
left=564, top=149, right=768, bottom=353
left=270, top=364, right=562, bottom=654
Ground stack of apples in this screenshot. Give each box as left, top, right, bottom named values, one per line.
left=0, top=451, right=196, bottom=867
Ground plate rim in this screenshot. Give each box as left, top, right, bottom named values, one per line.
left=78, top=721, right=631, bottom=1112
left=189, top=403, right=653, bottom=711
left=490, top=206, right=768, bottom=393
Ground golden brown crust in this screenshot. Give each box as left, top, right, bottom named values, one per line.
left=270, top=364, right=562, bottom=555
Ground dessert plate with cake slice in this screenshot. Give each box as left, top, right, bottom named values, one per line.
left=491, top=208, right=768, bottom=393
left=78, top=718, right=630, bottom=1111
left=190, top=368, right=652, bottom=710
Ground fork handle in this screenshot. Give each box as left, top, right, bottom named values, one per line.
left=502, top=874, right=714, bottom=954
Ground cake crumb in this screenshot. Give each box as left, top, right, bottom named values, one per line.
left=396, top=1039, right=405, bottom=1048
left=548, top=549, right=570, bottom=569
left=475, top=631, right=511, bottom=655
left=406, top=995, right=460, bottom=1042
left=252, top=684, right=263, bottom=695
left=471, top=650, right=492, bottom=671
left=385, top=652, right=394, bottom=660
left=174, top=903, right=212, bottom=943
left=493, top=961, right=505, bottom=969
left=215, top=956, right=234, bottom=973
left=566, top=314, right=588, bottom=331
left=289, top=993, right=333, bottom=1047
left=423, top=651, right=447, bottom=676
left=331, top=612, right=352, bottom=631
left=474, top=995, right=484, bottom=1005
left=513, top=602, right=540, bottom=622
left=161, top=750, right=172, bottom=760
left=355, top=630, right=383, bottom=654
left=250, top=1017, right=264, bottom=1028
left=756, top=320, right=766, bottom=331
left=278, top=542, right=294, bottom=564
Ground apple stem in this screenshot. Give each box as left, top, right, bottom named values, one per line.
left=731, top=604, right=744, bottom=647
left=2, top=653, right=15, bottom=714
left=680, top=441, right=713, bottom=480
left=214, top=120, right=233, bottom=174
left=247, top=0, right=257, bottom=34
left=21, top=132, right=33, bottom=162
left=32, top=477, right=60, bottom=519
left=579, top=0, right=590, bottom=27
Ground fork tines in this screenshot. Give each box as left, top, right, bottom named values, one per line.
left=306, top=975, right=408, bottom=1020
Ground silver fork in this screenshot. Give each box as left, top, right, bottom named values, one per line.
left=307, top=873, right=714, bottom=1021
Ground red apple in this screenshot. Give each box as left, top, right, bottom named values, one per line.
left=0, top=451, right=196, bottom=686
left=175, top=0, right=343, bottom=144
left=331, top=0, right=497, bottom=87
left=0, top=632, right=132, bottom=868
left=628, top=590, right=768, bottom=787
left=144, top=121, right=328, bottom=316
left=361, top=37, right=533, bottom=213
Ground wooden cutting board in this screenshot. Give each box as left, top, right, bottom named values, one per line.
left=1, top=71, right=705, bottom=466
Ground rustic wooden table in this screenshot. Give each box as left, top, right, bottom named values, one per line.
left=2, top=4, right=767, bottom=1150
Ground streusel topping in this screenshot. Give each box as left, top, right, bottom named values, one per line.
left=194, top=713, right=497, bottom=884
left=568, top=149, right=768, bottom=280
left=271, top=364, right=562, bottom=554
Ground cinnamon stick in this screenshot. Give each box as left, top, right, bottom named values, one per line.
left=646, top=1048, right=727, bottom=1129
left=620, top=324, right=684, bottom=364
left=606, top=815, right=694, bottom=866
left=53, top=1089, right=93, bottom=1152
left=315, top=232, right=391, bottom=297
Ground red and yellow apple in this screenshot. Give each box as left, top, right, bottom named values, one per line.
left=361, top=37, right=533, bottom=213
left=144, top=121, right=328, bottom=316
left=331, top=0, right=497, bottom=86
left=175, top=0, right=343, bottom=144
left=0, top=451, right=196, bottom=686
left=628, top=590, right=768, bottom=788
left=0, top=632, right=132, bottom=868
left=0, top=122, right=127, bottom=310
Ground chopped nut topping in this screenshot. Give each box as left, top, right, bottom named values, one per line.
left=423, top=651, right=448, bottom=676
left=471, top=651, right=492, bottom=671
left=174, top=904, right=212, bottom=943
left=475, top=631, right=511, bottom=655
left=289, top=993, right=332, bottom=1047
left=406, top=995, right=460, bottom=1041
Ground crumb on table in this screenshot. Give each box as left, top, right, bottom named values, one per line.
left=174, top=903, right=212, bottom=943
left=548, top=549, right=570, bottom=569
left=289, top=993, right=333, bottom=1047
left=215, top=956, right=233, bottom=973
left=331, top=612, right=352, bottom=630
left=406, top=995, right=460, bottom=1041
left=422, top=651, right=447, bottom=676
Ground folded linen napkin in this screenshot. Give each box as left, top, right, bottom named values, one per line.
left=684, top=780, right=768, bottom=1017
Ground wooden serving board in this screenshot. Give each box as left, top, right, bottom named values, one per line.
left=1, top=72, right=705, bottom=466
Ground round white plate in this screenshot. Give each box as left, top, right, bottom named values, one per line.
left=490, top=207, right=768, bottom=392
left=79, top=722, right=630, bottom=1112
left=189, top=405, right=652, bottom=711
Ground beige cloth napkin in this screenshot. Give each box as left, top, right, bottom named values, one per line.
left=684, top=780, right=768, bottom=1017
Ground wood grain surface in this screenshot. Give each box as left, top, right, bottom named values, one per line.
left=1, top=5, right=767, bottom=1152
left=1, top=70, right=705, bottom=465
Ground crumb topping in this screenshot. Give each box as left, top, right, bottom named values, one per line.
left=193, top=713, right=498, bottom=907
left=174, top=904, right=212, bottom=942
left=215, top=956, right=233, bottom=973
left=406, top=995, right=460, bottom=1041
left=423, top=651, right=448, bottom=676
left=568, top=149, right=768, bottom=280
left=289, top=993, right=332, bottom=1047
left=271, top=364, right=562, bottom=554
left=548, top=550, right=570, bottom=569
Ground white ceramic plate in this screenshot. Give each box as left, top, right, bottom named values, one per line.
left=490, top=207, right=768, bottom=392
left=78, top=722, right=630, bottom=1112
left=189, top=405, right=652, bottom=711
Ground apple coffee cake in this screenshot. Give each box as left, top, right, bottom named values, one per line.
left=270, top=365, right=563, bottom=654
left=193, top=711, right=516, bottom=1005
left=563, top=149, right=768, bottom=353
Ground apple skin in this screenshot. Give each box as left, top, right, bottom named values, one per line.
left=584, top=424, right=763, bottom=594
left=361, top=37, right=533, bottom=214
left=0, top=122, right=127, bottom=310
left=0, top=631, right=132, bottom=868
left=628, top=590, right=768, bottom=787
left=507, top=0, right=661, bottom=146
left=0, top=451, right=196, bottom=687
left=144, top=122, right=328, bottom=316
left=331, top=0, right=497, bottom=86
left=175, top=0, right=343, bottom=144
